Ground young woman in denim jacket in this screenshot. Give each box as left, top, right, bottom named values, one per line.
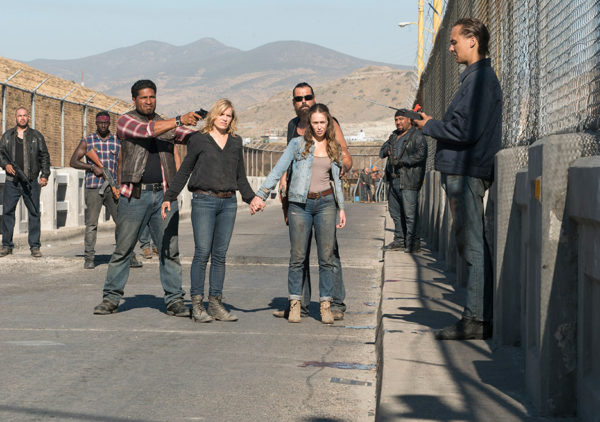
left=252, top=104, right=346, bottom=324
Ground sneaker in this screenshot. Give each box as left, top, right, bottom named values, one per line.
left=331, top=309, right=344, bottom=321
left=166, top=299, right=190, bottom=317
left=130, top=253, right=143, bottom=268
left=31, top=248, right=42, bottom=258
left=84, top=259, right=95, bottom=270
left=0, top=246, right=13, bottom=257
left=383, top=240, right=404, bottom=251
left=141, top=247, right=153, bottom=259
left=93, top=299, right=118, bottom=315
left=435, top=317, right=492, bottom=340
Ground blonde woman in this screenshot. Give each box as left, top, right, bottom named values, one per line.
left=161, top=99, right=255, bottom=323
left=252, top=104, right=346, bottom=324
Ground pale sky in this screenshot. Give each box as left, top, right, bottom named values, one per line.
left=2, top=0, right=421, bottom=66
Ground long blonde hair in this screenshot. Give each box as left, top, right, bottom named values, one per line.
left=201, top=99, right=238, bottom=136
left=303, top=103, right=341, bottom=164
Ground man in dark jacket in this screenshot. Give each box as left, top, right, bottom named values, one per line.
left=380, top=109, right=427, bottom=253
left=93, top=79, right=202, bottom=317
left=414, top=18, right=502, bottom=340
left=0, top=107, right=50, bottom=258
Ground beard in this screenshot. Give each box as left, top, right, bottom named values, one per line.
left=296, top=106, right=310, bottom=122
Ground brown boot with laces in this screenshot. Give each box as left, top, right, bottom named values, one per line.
left=320, top=301, right=334, bottom=324
left=207, top=295, right=238, bottom=321
left=191, top=295, right=213, bottom=323
left=288, top=299, right=301, bottom=323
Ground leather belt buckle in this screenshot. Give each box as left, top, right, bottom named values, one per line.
left=143, top=183, right=163, bottom=192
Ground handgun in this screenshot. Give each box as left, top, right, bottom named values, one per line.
left=195, top=109, right=208, bottom=119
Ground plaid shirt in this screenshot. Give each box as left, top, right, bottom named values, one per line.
left=84, top=132, right=120, bottom=189
left=116, top=113, right=196, bottom=198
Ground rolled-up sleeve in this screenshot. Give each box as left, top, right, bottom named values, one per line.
left=117, top=114, right=152, bottom=140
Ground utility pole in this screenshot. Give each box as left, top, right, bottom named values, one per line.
left=417, top=0, right=424, bottom=78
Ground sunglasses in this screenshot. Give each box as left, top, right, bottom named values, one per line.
left=293, top=94, right=314, bottom=102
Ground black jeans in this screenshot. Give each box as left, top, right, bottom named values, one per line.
left=1, top=178, right=41, bottom=250
left=387, top=179, right=419, bottom=246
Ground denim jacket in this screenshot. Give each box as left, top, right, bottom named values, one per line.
left=257, top=136, right=344, bottom=209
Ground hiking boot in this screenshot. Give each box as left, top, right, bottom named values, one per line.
left=288, top=299, right=301, bottom=323
left=93, top=299, right=118, bottom=315
left=130, top=253, right=143, bottom=268
left=141, top=247, right=153, bottom=259
left=0, top=246, right=13, bottom=257
left=191, top=295, right=213, bottom=323
left=207, top=295, right=238, bottom=321
left=383, top=240, right=404, bottom=251
left=331, top=309, right=344, bottom=321
left=273, top=305, right=308, bottom=318
left=152, top=246, right=159, bottom=255
left=435, top=317, right=492, bottom=340
left=166, top=299, right=190, bottom=317
left=320, top=301, right=334, bottom=324
left=31, top=248, right=42, bottom=258
left=84, top=259, right=95, bottom=269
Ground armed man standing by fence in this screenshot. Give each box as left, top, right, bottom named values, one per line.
left=380, top=109, right=427, bottom=253
left=93, top=79, right=202, bottom=317
left=69, top=111, right=143, bottom=270
left=414, top=18, right=502, bottom=340
left=0, top=107, right=50, bottom=258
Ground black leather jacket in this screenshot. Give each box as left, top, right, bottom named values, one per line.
left=0, top=126, right=51, bottom=181
left=119, top=110, right=183, bottom=185
left=380, top=127, right=427, bottom=190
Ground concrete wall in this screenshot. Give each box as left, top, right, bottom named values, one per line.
left=418, top=139, right=600, bottom=419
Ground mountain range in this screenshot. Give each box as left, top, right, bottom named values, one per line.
left=28, top=38, right=411, bottom=116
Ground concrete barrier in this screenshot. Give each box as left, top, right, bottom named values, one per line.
left=567, top=156, right=600, bottom=422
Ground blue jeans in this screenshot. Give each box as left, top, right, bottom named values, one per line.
left=1, top=178, right=41, bottom=250
left=300, top=232, right=346, bottom=312
left=288, top=196, right=337, bottom=301
left=138, top=224, right=155, bottom=250
left=387, top=180, right=419, bottom=246
left=190, top=193, right=237, bottom=298
left=442, top=174, right=493, bottom=322
left=102, top=190, right=184, bottom=305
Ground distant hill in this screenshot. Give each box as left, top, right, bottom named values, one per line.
left=238, top=66, right=418, bottom=140
left=27, top=38, right=411, bottom=115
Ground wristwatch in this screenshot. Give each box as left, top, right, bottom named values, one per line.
left=175, top=115, right=182, bottom=127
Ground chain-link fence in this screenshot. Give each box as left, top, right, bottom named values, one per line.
left=416, top=0, right=600, bottom=172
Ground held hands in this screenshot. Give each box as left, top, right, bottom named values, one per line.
left=336, top=209, right=347, bottom=229
left=161, top=201, right=171, bottom=220
left=249, top=196, right=266, bottom=215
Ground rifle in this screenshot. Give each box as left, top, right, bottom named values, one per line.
left=85, top=148, right=120, bottom=200
left=6, top=159, right=32, bottom=191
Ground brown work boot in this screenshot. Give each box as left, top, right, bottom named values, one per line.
left=31, top=248, right=42, bottom=258
left=272, top=308, right=289, bottom=318
left=0, top=246, right=13, bottom=257
left=320, top=301, right=334, bottom=324
left=207, top=295, right=238, bottom=321
left=93, top=299, right=118, bottom=315
left=191, top=295, right=213, bottom=323
left=141, top=247, right=153, bottom=259
left=288, top=299, right=301, bottom=323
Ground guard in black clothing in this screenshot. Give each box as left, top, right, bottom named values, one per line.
left=380, top=109, right=427, bottom=253
left=0, top=107, right=50, bottom=258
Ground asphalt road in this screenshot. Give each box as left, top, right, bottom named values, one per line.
left=0, top=202, right=387, bottom=422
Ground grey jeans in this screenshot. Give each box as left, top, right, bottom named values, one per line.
left=84, top=187, right=118, bottom=260
left=442, top=174, right=493, bottom=322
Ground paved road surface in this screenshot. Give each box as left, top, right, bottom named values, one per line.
left=0, top=202, right=387, bottom=422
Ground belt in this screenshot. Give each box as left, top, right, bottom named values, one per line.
left=142, top=183, right=163, bottom=192
left=306, top=188, right=333, bottom=199
left=194, top=189, right=235, bottom=198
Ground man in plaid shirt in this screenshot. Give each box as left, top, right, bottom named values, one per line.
left=69, top=111, right=143, bottom=270
left=93, top=79, right=202, bottom=317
